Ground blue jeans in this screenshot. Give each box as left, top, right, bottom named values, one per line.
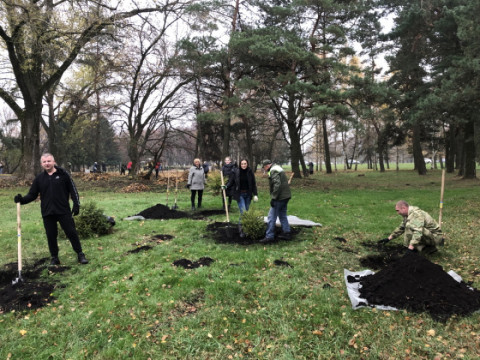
left=266, top=198, right=290, bottom=239
left=237, top=192, right=251, bottom=224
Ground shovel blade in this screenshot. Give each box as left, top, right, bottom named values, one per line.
left=12, top=275, right=23, bottom=286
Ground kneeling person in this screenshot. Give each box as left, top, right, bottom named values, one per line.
left=380, top=200, right=443, bottom=253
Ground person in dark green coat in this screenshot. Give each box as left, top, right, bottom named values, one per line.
left=260, top=159, right=291, bottom=243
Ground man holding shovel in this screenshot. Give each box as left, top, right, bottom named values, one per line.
left=378, top=200, right=444, bottom=253
left=260, top=160, right=292, bottom=243
left=14, top=153, right=88, bottom=265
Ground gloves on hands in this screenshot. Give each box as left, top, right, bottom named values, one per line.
left=253, top=195, right=258, bottom=202
left=405, top=247, right=416, bottom=255
left=14, top=194, right=23, bottom=204
left=220, top=185, right=226, bottom=190
left=186, top=184, right=191, bottom=189
left=72, top=203, right=80, bottom=216
left=377, top=238, right=390, bottom=245
left=270, top=199, right=275, bottom=207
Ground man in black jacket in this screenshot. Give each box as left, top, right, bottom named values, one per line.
left=14, top=153, right=88, bottom=265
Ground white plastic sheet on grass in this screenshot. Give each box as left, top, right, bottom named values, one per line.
left=123, top=215, right=146, bottom=221
left=263, top=215, right=322, bottom=227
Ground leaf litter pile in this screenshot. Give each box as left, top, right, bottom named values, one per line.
left=0, top=258, right=69, bottom=313
left=357, top=252, right=480, bottom=321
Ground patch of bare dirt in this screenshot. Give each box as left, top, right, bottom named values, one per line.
left=0, top=258, right=68, bottom=313
left=150, top=234, right=175, bottom=243
left=172, top=257, right=215, bottom=269
left=127, top=245, right=153, bottom=254
left=206, top=222, right=300, bottom=245
left=359, top=241, right=405, bottom=270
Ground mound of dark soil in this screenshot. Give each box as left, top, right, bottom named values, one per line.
left=136, top=204, right=188, bottom=219
left=136, top=204, right=227, bottom=220
left=358, top=252, right=480, bottom=321
left=173, top=257, right=215, bottom=269
left=0, top=258, right=63, bottom=313
left=206, top=222, right=300, bottom=245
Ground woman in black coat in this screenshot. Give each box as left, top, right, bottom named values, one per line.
left=226, top=158, right=258, bottom=237
left=222, top=156, right=236, bottom=209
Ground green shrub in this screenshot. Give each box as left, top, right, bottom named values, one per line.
left=241, top=208, right=265, bottom=240
left=208, top=170, right=223, bottom=197
left=75, top=202, right=112, bottom=239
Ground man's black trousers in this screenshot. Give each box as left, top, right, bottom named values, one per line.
left=43, top=214, right=83, bottom=257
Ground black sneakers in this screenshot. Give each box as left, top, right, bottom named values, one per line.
left=259, top=237, right=274, bottom=244
left=50, top=257, right=60, bottom=266
left=78, top=252, right=89, bottom=264
left=277, top=232, right=291, bottom=241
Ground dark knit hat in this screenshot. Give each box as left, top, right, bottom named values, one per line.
left=262, top=159, right=272, bottom=167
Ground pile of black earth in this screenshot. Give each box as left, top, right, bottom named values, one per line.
left=135, top=204, right=225, bottom=220
left=136, top=204, right=188, bottom=219
left=358, top=252, right=480, bottom=321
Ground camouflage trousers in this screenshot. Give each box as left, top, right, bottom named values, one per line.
left=403, top=227, right=443, bottom=252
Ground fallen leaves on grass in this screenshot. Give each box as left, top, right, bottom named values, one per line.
left=120, top=183, right=151, bottom=193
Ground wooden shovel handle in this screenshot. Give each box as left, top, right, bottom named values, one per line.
left=220, top=171, right=230, bottom=222
left=438, top=169, right=445, bottom=229
left=17, top=202, right=22, bottom=272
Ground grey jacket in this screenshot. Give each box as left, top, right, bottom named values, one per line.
left=188, top=166, right=206, bottom=190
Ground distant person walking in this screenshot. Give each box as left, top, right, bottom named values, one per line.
left=13, top=153, right=88, bottom=265
left=187, top=158, right=206, bottom=211
left=378, top=200, right=444, bottom=254
left=202, top=161, right=210, bottom=178
left=155, top=162, right=160, bottom=179
left=308, top=162, right=314, bottom=175
left=127, top=161, right=132, bottom=175
left=225, top=158, right=258, bottom=237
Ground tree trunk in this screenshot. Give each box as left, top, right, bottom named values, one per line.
left=21, top=105, right=43, bottom=178
left=285, top=119, right=303, bottom=178
left=243, top=118, right=254, bottom=169
left=462, top=118, right=476, bottom=179
left=44, top=91, right=59, bottom=163
left=322, top=117, right=332, bottom=174
left=444, top=125, right=455, bottom=173
left=412, top=124, right=427, bottom=175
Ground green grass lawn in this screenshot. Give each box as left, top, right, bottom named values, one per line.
left=1, top=169, right=479, bottom=359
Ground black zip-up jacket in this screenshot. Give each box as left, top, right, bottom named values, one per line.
left=226, top=167, right=258, bottom=201
left=22, top=166, right=80, bottom=217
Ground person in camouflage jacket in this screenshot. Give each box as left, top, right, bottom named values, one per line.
left=383, top=200, right=444, bottom=252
